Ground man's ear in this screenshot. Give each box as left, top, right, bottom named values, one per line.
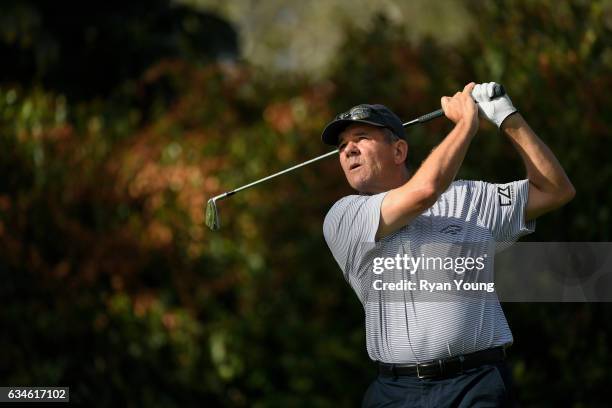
left=394, top=139, right=408, bottom=165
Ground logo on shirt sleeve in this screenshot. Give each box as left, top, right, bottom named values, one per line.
left=497, top=185, right=513, bottom=206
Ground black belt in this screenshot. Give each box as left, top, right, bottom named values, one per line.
left=377, top=346, right=507, bottom=379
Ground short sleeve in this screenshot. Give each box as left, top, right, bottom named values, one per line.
left=323, top=192, right=387, bottom=280
left=472, top=179, right=536, bottom=243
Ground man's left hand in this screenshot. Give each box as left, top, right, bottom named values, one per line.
left=472, top=82, right=517, bottom=128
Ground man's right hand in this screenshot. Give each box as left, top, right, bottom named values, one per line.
left=441, top=82, right=479, bottom=132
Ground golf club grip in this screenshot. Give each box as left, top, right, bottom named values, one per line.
left=404, top=84, right=506, bottom=127
left=415, top=109, right=444, bottom=124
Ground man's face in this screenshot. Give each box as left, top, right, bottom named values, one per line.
left=338, top=124, right=401, bottom=194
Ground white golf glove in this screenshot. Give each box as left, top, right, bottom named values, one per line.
left=471, top=82, right=517, bottom=128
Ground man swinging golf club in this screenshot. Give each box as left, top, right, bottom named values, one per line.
left=321, top=82, right=575, bottom=407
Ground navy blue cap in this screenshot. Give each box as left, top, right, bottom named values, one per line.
left=321, top=104, right=406, bottom=146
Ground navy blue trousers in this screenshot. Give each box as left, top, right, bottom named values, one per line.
left=362, top=362, right=512, bottom=408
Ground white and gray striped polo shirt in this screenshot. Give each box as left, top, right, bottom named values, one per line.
left=323, top=179, right=535, bottom=364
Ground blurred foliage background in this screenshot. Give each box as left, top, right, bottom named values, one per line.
left=1, top=0, right=611, bottom=406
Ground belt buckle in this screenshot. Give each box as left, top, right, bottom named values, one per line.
left=416, top=362, right=437, bottom=379
left=417, top=358, right=456, bottom=379
left=416, top=363, right=425, bottom=379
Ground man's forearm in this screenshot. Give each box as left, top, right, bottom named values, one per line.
left=408, top=118, right=477, bottom=195
left=502, top=113, right=574, bottom=196
left=376, top=118, right=477, bottom=239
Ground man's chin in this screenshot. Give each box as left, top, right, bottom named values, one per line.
left=348, top=178, right=372, bottom=194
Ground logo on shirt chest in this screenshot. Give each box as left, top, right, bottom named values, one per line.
left=497, top=186, right=513, bottom=206
left=439, top=224, right=463, bottom=235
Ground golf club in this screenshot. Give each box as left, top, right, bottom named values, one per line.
left=205, top=85, right=505, bottom=231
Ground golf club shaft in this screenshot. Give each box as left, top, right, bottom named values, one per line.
left=212, top=84, right=505, bottom=201
left=212, top=149, right=339, bottom=201
left=209, top=113, right=434, bottom=202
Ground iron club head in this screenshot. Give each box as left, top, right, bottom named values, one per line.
left=205, top=197, right=221, bottom=231
left=203, top=150, right=340, bottom=232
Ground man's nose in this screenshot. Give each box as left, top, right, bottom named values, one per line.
left=344, top=140, right=359, bottom=156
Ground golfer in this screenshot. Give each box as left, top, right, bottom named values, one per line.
left=321, top=82, right=574, bottom=407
